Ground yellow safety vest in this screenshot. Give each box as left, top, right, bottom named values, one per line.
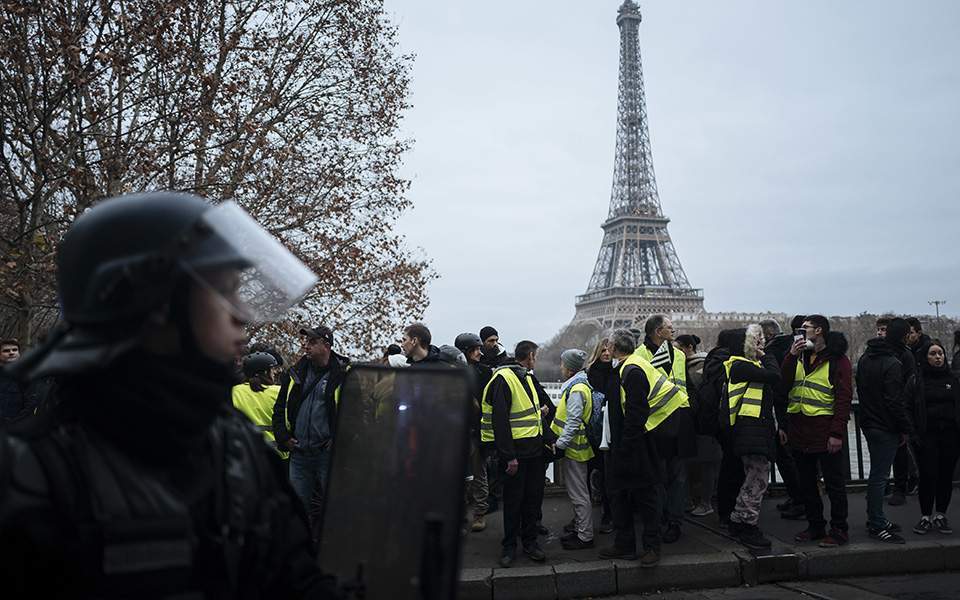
left=550, top=381, right=594, bottom=462
left=723, top=357, right=764, bottom=426
left=618, top=354, right=687, bottom=432
left=232, top=383, right=288, bottom=459
left=480, top=367, right=543, bottom=443
left=788, top=360, right=835, bottom=417
left=634, top=343, right=688, bottom=390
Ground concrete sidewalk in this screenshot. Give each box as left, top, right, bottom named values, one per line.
left=459, top=488, right=960, bottom=599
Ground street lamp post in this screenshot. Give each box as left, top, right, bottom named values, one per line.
left=929, top=300, right=947, bottom=340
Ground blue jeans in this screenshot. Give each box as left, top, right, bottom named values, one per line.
left=289, top=448, right=333, bottom=514
left=863, top=428, right=900, bottom=530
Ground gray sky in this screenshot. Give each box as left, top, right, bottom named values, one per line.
left=383, top=0, right=960, bottom=351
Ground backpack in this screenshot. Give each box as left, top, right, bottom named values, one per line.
left=586, top=390, right=605, bottom=450
left=695, top=348, right=731, bottom=436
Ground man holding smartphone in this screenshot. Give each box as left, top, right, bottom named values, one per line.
left=781, top=315, right=853, bottom=547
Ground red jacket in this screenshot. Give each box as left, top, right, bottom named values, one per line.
left=780, top=332, right=852, bottom=454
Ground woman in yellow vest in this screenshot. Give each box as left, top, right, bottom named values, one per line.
left=551, top=349, right=595, bottom=550
left=721, top=325, right=782, bottom=551
left=232, top=351, right=287, bottom=458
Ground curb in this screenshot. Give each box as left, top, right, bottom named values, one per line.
left=459, top=537, right=960, bottom=599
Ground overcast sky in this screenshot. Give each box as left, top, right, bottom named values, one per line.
left=382, top=0, right=960, bottom=351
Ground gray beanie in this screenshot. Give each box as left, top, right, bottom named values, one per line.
left=561, top=349, right=587, bottom=372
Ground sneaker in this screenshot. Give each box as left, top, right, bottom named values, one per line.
left=691, top=503, right=715, bottom=517
left=563, top=519, right=576, bottom=534
left=471, top=515, right=486, bottom=532
left=662, top=522, right=681, bottom=544
left=599, top=518, right=614, bottom=534
left=738, top=524, right=773, bottom=550
left=866, top=520, right=901, bottom=533
left=907, top=477, right=919, bottom=496
left=794, top=528, right=826, bottom=543
left=561, top=536, right=595, bottom=550
left=869, top=526, right=905, bottom=544
left=639, top=548, right=660, bottom=568
left=599, top=545, right=637, bottom=560
left=727, top=520, right=745, bottom=537
left=888, top=491, right=906, bottom=506
left=818, top=528, right=849, bottom=548
left=780, top=504, right=806, bottom=520
left=914, top=516, right=934, bottom=535
left=934, top=515, right=953, bottom=534
left=499, top=551, right=515, bottom=568
left=523, top=545, right=546, bottom=562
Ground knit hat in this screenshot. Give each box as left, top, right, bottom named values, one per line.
left=479, top=326, right=498, bottom=341
left=561, top=349, right=587, bottom=372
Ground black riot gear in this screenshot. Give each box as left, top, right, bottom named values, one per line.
left=242, top=351, right=279, bottom=378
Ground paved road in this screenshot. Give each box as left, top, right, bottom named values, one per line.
left=607, top=572, right=960, bottom=599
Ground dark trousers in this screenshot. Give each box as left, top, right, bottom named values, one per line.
left=892, top=443, right=918, bottom=492
left=917, top=428, right=960, bottom=515
left=501, top=455, right=545, bottom=552
left=796, top=449, right=848, bottom=532
left=658, top=456, right=687, bottom=525
left=775, top=436, right=804, bottom=503
left=717, top=430, right=745, bottom=522
left=611, top=487, right=661, bottom=553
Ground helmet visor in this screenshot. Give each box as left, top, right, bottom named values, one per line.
left=185, top=201, right=317, bottom=323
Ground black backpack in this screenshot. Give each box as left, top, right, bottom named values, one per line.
left=695, top=348, right=731, bottom=436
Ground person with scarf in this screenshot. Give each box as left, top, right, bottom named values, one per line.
left=907, top=341, right=960, bottom=535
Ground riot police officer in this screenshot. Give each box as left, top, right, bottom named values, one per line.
left=0, top=192, right=339, bottom=598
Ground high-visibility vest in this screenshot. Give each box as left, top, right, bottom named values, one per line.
left=634, top=343, right=688, bottom=390
left=723, top=357, right=764, bottom=426
left=480, top=367, right=543, bottom=442
left=787, top=360, right=835, bottom=417
left=618, top=354, right=687, bottom=432
left=232, top=383, right=288, bottom=458
left=550, top=381, right=594, bottom=462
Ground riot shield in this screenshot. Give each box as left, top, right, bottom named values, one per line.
left=318, top=364, right=472, bottom=600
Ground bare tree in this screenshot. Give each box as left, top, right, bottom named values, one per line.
left=0, top=0, right=433, bottom=354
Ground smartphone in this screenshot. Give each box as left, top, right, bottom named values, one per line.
left=793, top=328, right=806, bottom=343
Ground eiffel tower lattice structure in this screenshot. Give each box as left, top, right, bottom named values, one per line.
left=573, top=0, right=704, bottom=329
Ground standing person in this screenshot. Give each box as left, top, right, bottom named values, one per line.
left=233, top=351, right=287, bottom=458
left=273, top=325, right=350, bottom=519
left=586, top=335, right=615, bottom=533
left=707, top=329, right=743, bottom=528
left=402, top=322, right=441, bottom=365
left=724, top=324, right=782, bottom=550
left=598, top=330, right=667, bottom=567
left=1, top=338, right=26, bottom=423
left=760, top=319, right=805, bottom=520
left=675, top=334, right=719, bottom=517
left=906, top=318, right=932, bottom=365
left=552, top=349, right=595, bottom=550
left=634, top=314, right=697, bottom=544
left=783, top=315, right=853, bottom=547
left=0, top=192, right=337, bottom=598
left=481, top=340, right=550, bottom=567
left=907, top=342, right=960, bottom=535
left=456, top=332, right=493, bottom=532
left=890, top=317, right=921, bottom=506
left=855, top=317, right=912, bottom=543
left=479, top=326, right=509, bottom=368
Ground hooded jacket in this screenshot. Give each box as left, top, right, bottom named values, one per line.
left=905, top=346, right=960, bottom=435
left=272, top=352, right=350, bottom=447
left=780, top=331, right=853, bottom=453
left=855, top=338, right=911, bottom=435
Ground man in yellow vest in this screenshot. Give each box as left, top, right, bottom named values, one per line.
left=599, top=330, right=680, bottom=568
left=481, top=340, right=553, bottom=568
left=233, top=351, right=287, bottom=458
left=634, top=314, right=697, bottom=544
left=552, top=349, right=595, bottom=550
left=781, top=314, right=853, bottom=548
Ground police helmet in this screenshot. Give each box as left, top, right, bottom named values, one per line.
left=454, top=332, right=482, bottom=354
left=242, top=352, right=279, bottom=378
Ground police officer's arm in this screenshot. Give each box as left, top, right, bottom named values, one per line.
left=272, top=371, right=293, bottom=445
left=487, top=376, right=516, bottom=461
left=620, top=366, right=650, bottom=451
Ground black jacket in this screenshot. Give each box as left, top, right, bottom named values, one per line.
left=729, top=353, right=782, bottom=459
left=856, top=338, right=911, bottom=435
left=273, top=353, right=350, bottom=446
left=905, top=367, right=960, bottom=435
left=765, top=334, right=794, bottom=368
left=408, top=345, right=442, bottom=366
left=480, top=346, right=509, bottom=369
left=485, top=364, right=554, bottom=461
left=909, top=333, right=933, bottom=366
left=606, top=362, right=661, bottom=490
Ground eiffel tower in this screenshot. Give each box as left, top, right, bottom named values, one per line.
left=572, top=1, right=704, bottom=329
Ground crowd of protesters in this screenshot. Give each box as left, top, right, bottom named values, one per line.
left=4, top=312, right=960, bottom=569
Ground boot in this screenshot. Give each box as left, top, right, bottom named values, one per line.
left=737, top=524, right=772, bottom=550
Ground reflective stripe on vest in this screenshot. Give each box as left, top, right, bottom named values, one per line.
left=634, top=344, right=688, bottom=390
left=480, top=367, right=543, bottom=442
left=787, top=360, right=835, bottom=416
left=232, top=383, right=288, bottom=458
left=618, top=355, right=686, bottom=432
left=723, top=356, right=764, bottom=426
left=550, top=381, right=594, bottom=462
